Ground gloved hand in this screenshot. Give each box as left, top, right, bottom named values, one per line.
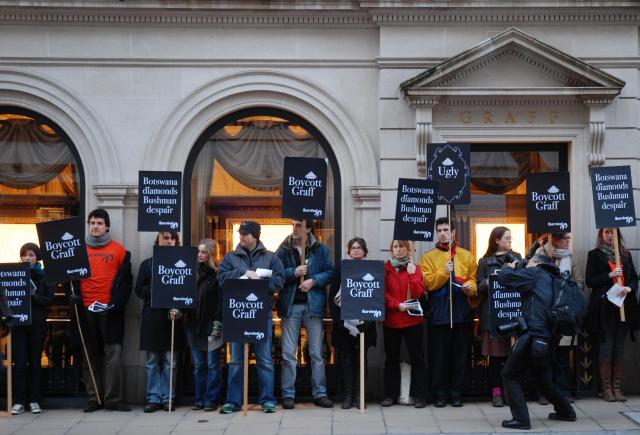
left=69, top=293, right=83, bottom=306
left=356, top=322, right=368, bottom=333
left=211, top=320, right=223, bottom=339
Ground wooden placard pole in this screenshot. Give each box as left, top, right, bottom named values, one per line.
left=359, top=331, right=365, bottom=414
left=168, top=317, right=175, bottom=413
left=613, top=230, right=626, bottom=322
left=448, top=205, right=453, bottom=329
left=71, top=282, right=101, bottom=405
left=299, top=219, right=308, bottom=285
left=546, top=233, right=553, bottom=259
left=243, top=342, right=249, bottom=416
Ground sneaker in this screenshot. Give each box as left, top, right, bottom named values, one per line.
left=203, top=403, right=217, bottom=412
left=313, top=396, right=333, bottom=408
left=282, top=397, right=295, bottom=409
left=192, top=402, right=204, bottom=410
left=29, top=402, right=42, bottom=414
left=163, top=402, right=176, bottom=412
left=537, top=397, right=549, bottom=405
left=492, top=395, right=505, bottom=407
left=144, top=402, right=161, bottom=413
left=83, top=401, right=101, bottom=413
left=262, top=402, right=277, bottom=413
left=434, top=398, right=446, bottom=408
left=11, top=404, right=25, bottom=415
left=548, top=412, right=577, bottom=422
left=104, top=402, right=132, bottom=412
left=220, top=403, right=239, bottom=414
left=381, top=397, right=394, bottom=407
left=414, top=398, right=427, bottom=409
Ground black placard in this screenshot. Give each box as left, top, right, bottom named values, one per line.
left=0, top=263, right=31, bottom=326
left=151, top=246, right=198, bottom=309
left=222, top=279, right=270, bottom=343
left=526, top=172, right=571, bottom=233
left=393, top=178, right=438, bottom=241
left=426, top=143, right=471, bottom=204
left=281, top=157, right=327, bottom=220
left=138, top=171, right=182, bottom=232
left=590, top=166, right=636, bottom=228
left=340, top=259, right=385, bottom=321
left=36, top=217, right=91, bottom=285
left=489, top=274, right=522, bottom=337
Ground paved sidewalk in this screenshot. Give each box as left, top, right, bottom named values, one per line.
left=3, top=397, right=640, bottom=435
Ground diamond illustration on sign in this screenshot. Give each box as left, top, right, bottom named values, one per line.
left=61, top=232, right=74, bottom=241
left=246, top=293, right=259, bottom=302
left=442, top=157, right=454, bottom=166
left=547, top=185, right=560, bottom=194
left=174, top=260, right=187, bottom=268
left=305, top=171, right=317, bottom=180
left=362, top=273, right=375, bottom=282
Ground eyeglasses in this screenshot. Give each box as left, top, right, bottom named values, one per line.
left=350, top=246, right=363, bottom=251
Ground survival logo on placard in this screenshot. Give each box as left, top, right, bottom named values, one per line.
left=345, top=272, right=382, bottom=318
left=157, top=259, right=194, bottom=305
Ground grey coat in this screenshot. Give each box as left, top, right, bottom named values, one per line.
left=217, top=242, right=285, bottom=294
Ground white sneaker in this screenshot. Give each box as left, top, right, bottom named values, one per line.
left=30, top=402, right=42, bottom=413
left=11, top=404, right=25, bottom=415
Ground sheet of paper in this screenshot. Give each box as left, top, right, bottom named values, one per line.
left=607, top=283, right=626, bottom=308
left=256, top=268, right=272, bottom=278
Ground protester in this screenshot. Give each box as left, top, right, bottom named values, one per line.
left=184, top=238, right=224, bottom=411
left=217, top=221, right=285, bottom=414
left=276, top=220, right=335, bottom=409
left=135, top=232, right=182, bottom=412
left=497, top=255, right=576, bottom=430
left=476, top=227, right=521, bottom=407
left=419, top=217, right=477, bottom=407
left=585, top=228, right=639, bottom=402
left=330, top=237, right=377, bottom=409
left=10, top=243, right=54, bottom=415
left=74, top=209, right=133, bottom=412
left=381, top=240, right=427, bottom=408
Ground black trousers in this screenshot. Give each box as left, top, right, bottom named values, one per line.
left=502, top=335, right=573, bottom=423
left=383, top=324, right=426, bottom=400
left=12, top=322, right=48, bottom=404
left=339, top=338, right=367, bottom=398
left=429, top=323, right=469, bottom=400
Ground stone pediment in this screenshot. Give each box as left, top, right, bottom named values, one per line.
left=401, top=27, right=625, bottom=105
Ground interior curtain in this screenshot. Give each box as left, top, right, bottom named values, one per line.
left=0, top=119, right=74, bottom=189
left=471, top=151, right=534, bottom=194
left=193, top=144, right=216, bottom=241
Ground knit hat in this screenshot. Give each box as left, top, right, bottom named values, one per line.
left=238, top=221, right=261, bottom=239
left=20, top=242, right=42, bottom=262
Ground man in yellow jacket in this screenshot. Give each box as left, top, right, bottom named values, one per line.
left=419, top=217, right=477, bottom=408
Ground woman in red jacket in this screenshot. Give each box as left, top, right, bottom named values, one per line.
left=381, top=240, right=426, bottom=408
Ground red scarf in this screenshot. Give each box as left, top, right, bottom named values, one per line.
left=607, top=260, right=625, bottom=287
left=436, top=241, right=458, bottom=259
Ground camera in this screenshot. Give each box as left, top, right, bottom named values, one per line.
left=497, top=317, right=528, bottom=335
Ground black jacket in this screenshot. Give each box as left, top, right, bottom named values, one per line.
left=584, top=249, right=639, bottom=335
left=29, top=266, right=55, bottom=323
left=497, top=264, right=557, bottom=339
left=477, top=252, right=521, bottom=332
left=184, top=263, right=222, bottom=338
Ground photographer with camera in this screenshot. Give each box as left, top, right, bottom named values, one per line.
left=496, top=255, right=575, bottom=430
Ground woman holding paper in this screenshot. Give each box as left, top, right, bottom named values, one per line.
left=184, top=238, right=223, bottom=411
left=381, top=240, right=427, bottom=408
left=585, top=228, right=639, bottom=402
left=10, top=243, right=54, bottom=415
left=330, top=237, right=377, bottom=409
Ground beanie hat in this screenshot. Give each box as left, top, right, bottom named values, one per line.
left=238, top=221, right=261, bottom=239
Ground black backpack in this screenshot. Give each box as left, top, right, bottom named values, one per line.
left=545, top=268, right=586, bottom=337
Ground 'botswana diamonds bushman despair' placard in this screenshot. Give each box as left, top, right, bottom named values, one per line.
left=281, top=157, right=327, bottom=220
left=526, top=172, right=571, bottom=233
left=340, top=259, right=385, bottom=321
left=590, top=165, right=636, bottom=229
left=393, top=178, right=438, bottom=242
left=0, top=262, right=31, bottom=325
left=151, top=246, right=197, bottom=309
left=36, top=217, right=91, bottom=285
left=138, top=171, right=182, bottom=232
left=222, top=279, right=270, bottom=344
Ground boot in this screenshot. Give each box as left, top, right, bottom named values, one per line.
left=599, top=360, right=615, bottom=402
left=341, top=361, right=353, bottom=409
left=612, top=359, right=627, bottom=402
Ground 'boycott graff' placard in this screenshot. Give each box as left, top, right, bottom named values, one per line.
left=0, top=263, right=31, bottom=325
left=489, top=274, right=522, bottom=337
left=526, top=171, right=571, bottom=233
left=340, top=259, right=385, bottom=321
left=151, top=246, right=198, bottom=309
left=281, top=157, right=327, bottom=221
left=138, top=171, right=182, bottom=232
left=426, top=143, right=471, bottom=205
left=222, top=279, right=270, bottom=343
left=590, top=166, right=636, bottom=228
left=393, top=178, right=438, bottom=242
left=36, top=217, right=91, bottom=285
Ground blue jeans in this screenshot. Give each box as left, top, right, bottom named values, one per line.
left=145, top=351, right=177, bottom=404
left=225, top=318, right=275, bottom=407
left=281, top=304, right=327, bottom=399
left=190, top=347, right=222, bottom=406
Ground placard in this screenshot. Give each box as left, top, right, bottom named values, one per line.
left=36, top=217, right=91, bottom=285
left=526, top=171, right=571, bottom=233
left=0, top=263, right=31, bottom=325
left=426, top=143, right=471, bottom=204
left=151, top=246, right=198, bottom=309
left=138, top=171, right=182, bottom=232
left=222, top=279, right=270, bottom=343
left=340, top=259, right=385, bottom=321
left=489, top=274, right=522, bottom=337
left=393, top=178, right=438, bottom=242
left=590, top=166, right=636, bottom=228
left=281, top=157, right=327, bottom=220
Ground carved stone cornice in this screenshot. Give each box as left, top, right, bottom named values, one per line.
left=351, top=186, right=381, bottom=210
left=93, top=185, right=136, bottom=209
left=588, top=121, right=606, bottom=167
